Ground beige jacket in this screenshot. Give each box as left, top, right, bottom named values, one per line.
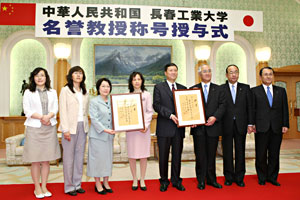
left=58, top=86, right=89, bottom=134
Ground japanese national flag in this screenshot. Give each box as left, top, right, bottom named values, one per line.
left=230, top=10, right=263, bottom=32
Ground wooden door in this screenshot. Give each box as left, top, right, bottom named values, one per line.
left=274, top=65, right=300, bottom=139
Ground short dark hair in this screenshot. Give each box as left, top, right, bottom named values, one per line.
left=226, top=64, right=239, bottom=73
left=96, top=78, right=112, bottom=95
left=164, top=63, right=178, bottom=72
left=259, top=66, right=274, bottom=76
left=66, top=66, right=87, bottom=95
left=128, top=72, right=146, bottom=93
left=28, top=67, right=51, bottom=92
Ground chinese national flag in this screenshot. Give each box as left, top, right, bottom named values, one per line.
left=0, top=3, right=35, bottom=26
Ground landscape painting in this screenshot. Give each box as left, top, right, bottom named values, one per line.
left=94, top=45, right=172, bottom=85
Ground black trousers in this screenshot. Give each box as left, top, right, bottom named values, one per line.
left=157, top=133, right=183, bottom=185
left=222, top=121, right=246, bottom=183
left=193, top=131, right=219, bottom=184
left=255, top=128, right=282, bottom=182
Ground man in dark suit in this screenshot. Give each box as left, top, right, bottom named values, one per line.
left=190, top=64, right=226, bottom=190
left=153, top=63, right=187, bottom=192
left=252, top=66, right=289, bottom=186
left=221, top=64, right=253, bottom=187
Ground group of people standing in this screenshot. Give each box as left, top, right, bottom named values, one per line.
left=22, top=66, right=152, bottom=198
left=154, top=63, right=288, bottom=192
left=22, top=62, right=288, bottom=198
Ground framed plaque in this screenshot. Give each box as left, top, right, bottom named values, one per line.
left=110, top=93, right=145, bottom=131
left=173, top=89, right=206, bottom=127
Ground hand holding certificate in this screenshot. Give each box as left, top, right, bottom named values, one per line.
left=173, top=89, right=206, bottom=127
left=110, top=93, right=145, bottom=131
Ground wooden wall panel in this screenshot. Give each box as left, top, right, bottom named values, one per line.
left=0, top=114, right=158, bottom=149
left=0, top=116, right=26, bottom=149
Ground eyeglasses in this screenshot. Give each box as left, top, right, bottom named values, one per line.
left=201, top=69, right=212, bottom=73
left=228, top=71, right=239, bottom=75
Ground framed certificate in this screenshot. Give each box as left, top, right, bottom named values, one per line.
left=110, top=93, right=145, bottom=131
left=173, top=89, right=206, bottom=127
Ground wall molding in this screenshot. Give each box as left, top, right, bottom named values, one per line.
left=210, top=35, right=256, bottom=87
left=0, top=30, right=54, bottom=116
left=183, top=40, right=195, bottom=87
left=71, top=38, right=82, bottom=67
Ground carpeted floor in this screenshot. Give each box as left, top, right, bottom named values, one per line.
left=1, top=149, right=300, bottom=185
left=0, top=173, right=299, bottom=200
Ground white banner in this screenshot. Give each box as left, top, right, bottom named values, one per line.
left=35, top=4, right=263, bottom=41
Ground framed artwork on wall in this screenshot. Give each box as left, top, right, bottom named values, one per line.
left=94, top=44, right=172, bottom=85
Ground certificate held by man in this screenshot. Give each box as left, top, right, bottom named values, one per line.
left=111, top=93, right=145, bottom=131
left=173, top=89, right=206, bottom=127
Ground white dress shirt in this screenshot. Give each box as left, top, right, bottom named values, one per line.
left=75, top=88, right=84, bottom=122
left=201, top=82, right=211, bottom=94
left=228, top=82, right=238, bottom=94
left=262, top=84, right=273, bottom=97
left=166, top=80, right=177, bottom=91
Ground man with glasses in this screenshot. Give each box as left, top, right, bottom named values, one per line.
left=190, top=64, right=226, bottom=190
left=251, top=66, right=289, bottom=186
left=221, top=64, right=254, bottom=187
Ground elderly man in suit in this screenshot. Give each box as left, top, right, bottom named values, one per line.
left=221, top=64, right=253, bottom=187
left=153, top=63, right=187, bottom=192
left=252, top=66, right=289, bottom=186
left=190, top=64, right=226, bottom=190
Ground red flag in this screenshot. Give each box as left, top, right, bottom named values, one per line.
left=0, top=3, right=35, bottom=26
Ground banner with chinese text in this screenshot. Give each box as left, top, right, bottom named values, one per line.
left=35, top=4, right=263, bottom=41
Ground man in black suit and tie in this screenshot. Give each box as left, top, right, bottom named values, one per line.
left=190, top=64, right=226, bottom=190
left=153, top=63, right=187, bottom=192
left=221, top=64, right=254, bottom=187
left=252, top=66, right=289, bottom=186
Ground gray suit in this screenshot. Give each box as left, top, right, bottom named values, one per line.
left=87, top=95, right=114, bottom=177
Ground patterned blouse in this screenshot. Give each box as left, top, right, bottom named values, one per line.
left=37, top=88, right=48, bottom=115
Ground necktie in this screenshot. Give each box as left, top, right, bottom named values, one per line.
left=204, top=84, right=208, bottom=103
left=172, top=84, right=175, bottom=91
left=231, top=85, right=236, bottom=104
left=267, top=86, right=273, bottom=107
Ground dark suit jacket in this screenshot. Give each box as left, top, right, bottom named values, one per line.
left=251, top=85, right=289, bottom=134
left=153, top=81, right=187, bottom=138
left=221, top=81, right=254, bottom=135
left=190, top=83, right=226, bottom=137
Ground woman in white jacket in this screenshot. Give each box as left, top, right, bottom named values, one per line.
left=23, top=67, right=61, bottom=199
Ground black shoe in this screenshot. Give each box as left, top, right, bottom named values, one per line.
left=140, top=180, right=147, bottom=191
left=103, top=185, right=113, bottom=193
left=258, top=180, right=266, bottom=185
left=267, top=179, right=281, bottom=186
left=197, top=182, right=205, bottom=190
left=224, top=180, right=232, bottom=186
left=160, top=183, right=168, bottom=192
left=66, top=190, right=77, bottom=196
left=235, top=181, right=245, bottom=187
left=140, top=186, right=147, bottom=191
left=207, top=181, right=222, bottom=189
left=172, top=183, right=185, bottom=191
left=132, top=185, right=138, bottom=191
left=132, top=181, right=138, bottom=191
left=95, top=185, right=107, bottom=195
left=76, top=188, right=85, bottom=194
